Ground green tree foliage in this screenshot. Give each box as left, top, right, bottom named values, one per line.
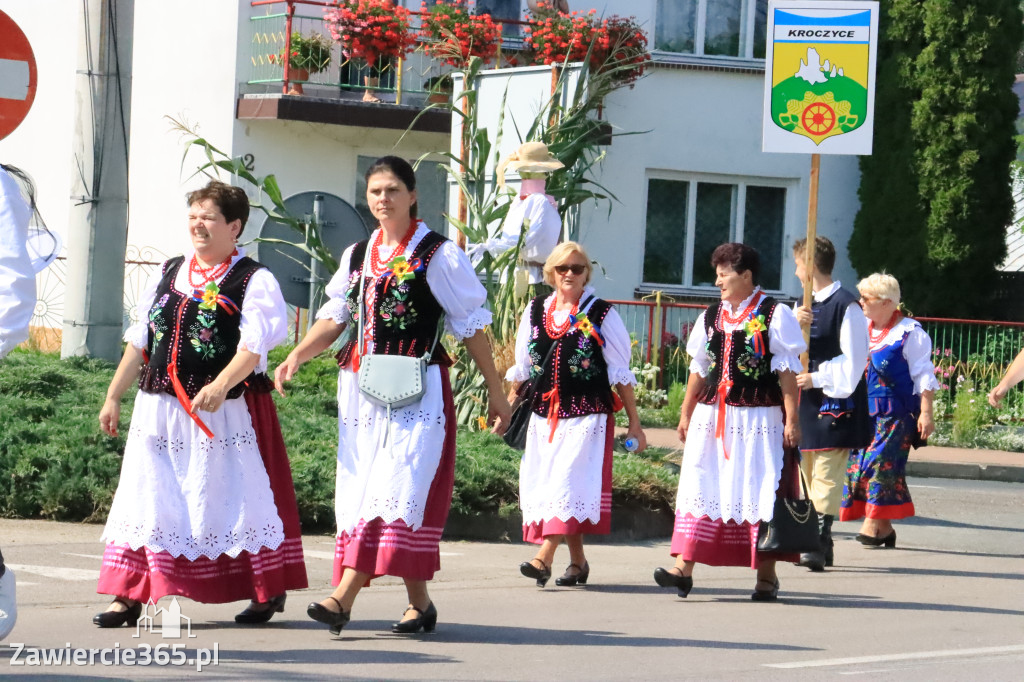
left=850, top=0, right=1022, bottom=317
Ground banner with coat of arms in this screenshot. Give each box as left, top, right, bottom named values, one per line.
left=762, top=0, right=878, bottom=155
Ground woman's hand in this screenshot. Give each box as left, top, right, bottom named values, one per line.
left=626, top=425, right=647, bottom=454
left=273, top=353, right=303, bottom=397
left=783, top=419, right=801, bottom=449
left=795, top=372, right=815, bottom=390
left=487, top=386, right=512, bottom=436
left=917, top=410, right=935, bottom=440
left=99, top=398, right=121, bottom=437
left=988, top=383, right=1008, bottom=408
left=677, top=412, right=690, bottom=443
left=507, top=381, right=521, bottom=406
left=191, top=381, right=228, bottom=414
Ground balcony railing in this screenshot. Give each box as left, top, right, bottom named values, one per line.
left=246, top=0, right=528, bottom=106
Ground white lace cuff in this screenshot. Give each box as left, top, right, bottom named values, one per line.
left=123, top=322, right=149, bottom=350
left=914, top=372, right=940, bottom=394
left=608, top=367, right=637, bottom=387
left=689, top=359, right=709, bottom=378
left=771, top=355, right=804, bottom=374
left=237, top=332, right=271, bottom=373
left=316, top=298, right=350, bottom=325
left=505, top=365, right=531, bottom=382
left=446, top=308, right=492, bottom=341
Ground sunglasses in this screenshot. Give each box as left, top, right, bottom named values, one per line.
left=554, top=264, right=586, bottom=275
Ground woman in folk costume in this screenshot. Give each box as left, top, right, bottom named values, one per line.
left=274, top=156, right=510, bottom=636
left=654, top=243, right=805, bottom=601
left=468, top=142, right=563, bottom=294
left=508, top=241, right=646, bottom=588
left=95, top=181, right=307, bottom=627
left=841, top=273, right=937, bottom=547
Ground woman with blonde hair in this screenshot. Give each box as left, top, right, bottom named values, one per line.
left=841, top=273, right=938, bottom=547
left=507, top=241, right=646, bottom=587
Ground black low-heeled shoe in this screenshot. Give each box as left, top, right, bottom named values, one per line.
left=520, top=559, right=552, bottom=587
left=751, top=578, right=780, bottom=602
left=93, top=598, right=142, bottom=628
left=653, top=567, right=693, bottom=597
left=391, top=602, right=437, bottom=634
left=235, top=593, right=286, bottom=624
left=306, top=596, right=350, bottom=635
left=856, top=530, right=897, bottom=548
left=555, top=562, right=590, bottom=587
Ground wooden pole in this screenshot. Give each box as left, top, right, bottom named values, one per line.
left=801, top=153, right=821, bottom=366
left=456, top=83, right=468, bottom=249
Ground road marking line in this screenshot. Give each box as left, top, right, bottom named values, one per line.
left=63, top=552, right=105, bottom=560
left=5, top=563, right=100, bottom=581
left=765, top=645, right=1024, bottom=669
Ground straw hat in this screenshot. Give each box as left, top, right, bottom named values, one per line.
left=497, top=142, right=564, bottom=185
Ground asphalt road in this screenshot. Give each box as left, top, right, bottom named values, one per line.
left=0, top=477, right=1021, bottom=680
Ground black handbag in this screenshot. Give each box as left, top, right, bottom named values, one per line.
left=502, top=342, right=557, bottom=450
left=756, top=466, right=822, bottom=554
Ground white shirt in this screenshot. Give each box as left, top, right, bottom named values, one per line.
left=0, top=168, right=35, bottom=359
left=505, top=285, right=637, bottom=387
left=317, top=222, right=492, bottom=343
left=870, top=316, right=941, bottom=395
left=803, top=280, right=870, bottom=399
left=688, top=288, right=806, bottom=377
left=470, top=193, right=561, bottom=283
left=124, top=247, right=289, bottom=374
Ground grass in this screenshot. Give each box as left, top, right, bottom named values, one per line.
left=0, top=348, right=679, bottom=533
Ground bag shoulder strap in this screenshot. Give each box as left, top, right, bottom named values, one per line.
left=357, top=237, right=443, bottom=362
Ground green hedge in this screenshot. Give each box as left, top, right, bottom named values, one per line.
left=0, top=348, right=678, bottom=533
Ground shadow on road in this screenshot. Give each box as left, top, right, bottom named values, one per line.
left=840, top=563, right=1024, bottom=581
left=900, top=515, right=1021, bottom=534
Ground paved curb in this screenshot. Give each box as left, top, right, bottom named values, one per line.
left=907, top=461, right=1024, bottom=484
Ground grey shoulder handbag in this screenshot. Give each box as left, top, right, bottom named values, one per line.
left=355, top=245, right=441, bottom=410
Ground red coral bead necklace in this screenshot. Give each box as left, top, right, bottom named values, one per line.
left=188, top=249, right=236, bottom=289
left=545, top=295, right=578, bottom=339
left=719, top=292, right=761, bottom=327
left=869, top=311, right=899, bottom=345
left=369, top=219, right=417, bottom=275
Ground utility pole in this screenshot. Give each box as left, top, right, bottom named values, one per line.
left=62, top=0, right=133, bottom=362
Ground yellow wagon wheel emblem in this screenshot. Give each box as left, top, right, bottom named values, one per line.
left=802, top=102, right=836, bottom=135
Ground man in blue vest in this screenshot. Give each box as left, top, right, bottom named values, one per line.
left=793, top=237, right=871, bottom=571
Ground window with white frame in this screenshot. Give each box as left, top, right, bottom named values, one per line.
left=655, top=0, right=768, bottom=59
left=643, top=176, right=788, bottom=291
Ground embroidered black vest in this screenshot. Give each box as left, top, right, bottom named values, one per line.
left=139, top=255, right=269, bottom=400
left=697, top=295, right=783, bottom=407
left=526, top=295, right=617, bottom=418
left=336, top=229, right=452, bottom=368
left=799, top=287, right=872, bottom=450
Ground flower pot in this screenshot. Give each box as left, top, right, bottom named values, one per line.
left=287, top=67, right=309, bottom=95
left=427, top=91, right=451, bottom=104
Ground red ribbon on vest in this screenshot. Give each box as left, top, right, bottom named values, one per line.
left=168, top=299, right=215, bottom=439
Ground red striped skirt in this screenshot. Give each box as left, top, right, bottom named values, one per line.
left=96, top=390, right=308, bottom=603
left=331, top=366, right=457, bottom=583
left=523, top=413, right=614, bottom=543
left=669, top=448, right=802, bottom=569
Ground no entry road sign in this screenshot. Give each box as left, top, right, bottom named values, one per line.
left=0, top=10, right=37, bottom=141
